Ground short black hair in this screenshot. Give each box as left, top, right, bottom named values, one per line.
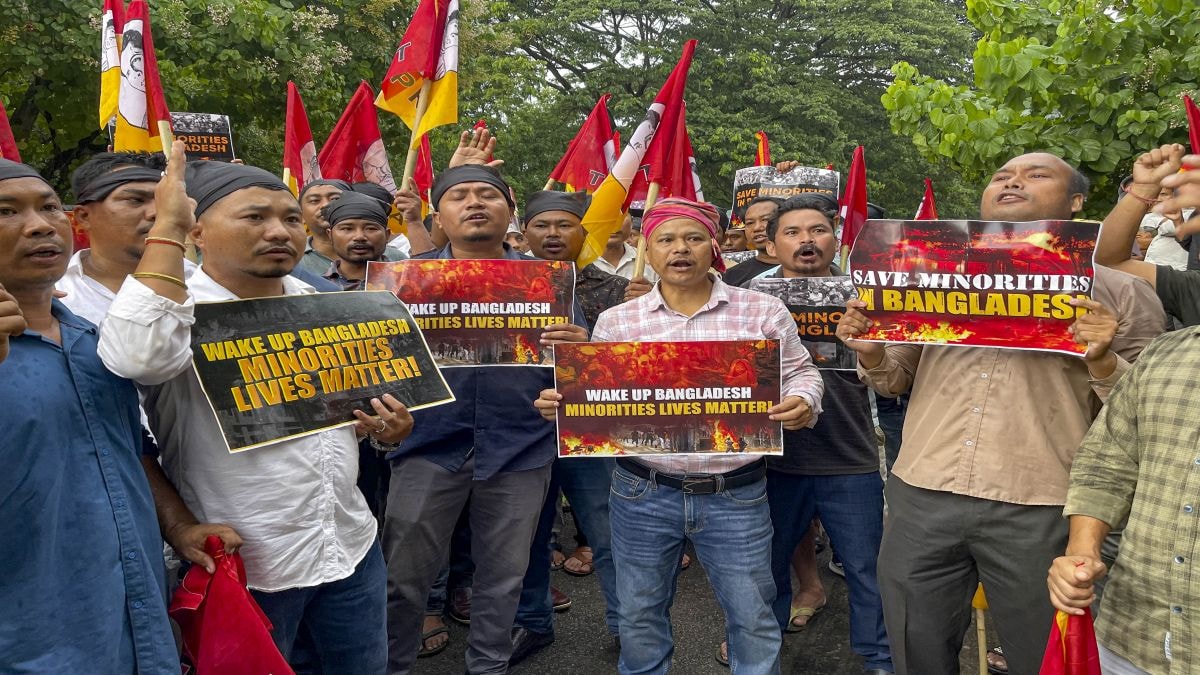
left=72, top=152, right=166, bottom=202
left=744, top=195, right=783, bottom=215
left=766, top=194, right=838, bottom=240
left=1068, top=167, right=1090, bottom=201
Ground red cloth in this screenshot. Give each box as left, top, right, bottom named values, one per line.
left=414, top=133, right=434, bottom=201
left=915, top=177, right=939, bottom=220
left=626, top=39, right=697, bottom=207
left=473, top=119, right=494, bottom=162
left=124, top=0, right=173, bottom=139
left=549, top=94, right=618, bottom=192
left=0, top=97, right=20, bottom=161
left=318, top=81, right=392, bottom=188
left=377, top=0, right=450, bottom=92
left=169, top=536, right=294, bottom=675
left=1039, top=608, right=1102, bottom=675
left=754, top=130, right=770, bottom=166
left=839, top=145, right=868, bottom=250
left=641, top=197, right=725, bottom=272
left=1185, top=95, right=1200, bottom=155
left=283, top=81, right=321, bottom=195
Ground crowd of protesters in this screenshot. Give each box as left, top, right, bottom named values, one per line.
left=5, top=123, right=1200, bottom=675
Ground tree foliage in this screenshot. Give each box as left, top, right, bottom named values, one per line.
left=2, top=0, right=977, bottom=217
left=883, top=0, right=1200, bottom=215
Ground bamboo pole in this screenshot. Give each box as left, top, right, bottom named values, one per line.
left=400, top=80, right=434, bottom=188
left=632, top=181, right=661, bottom=279
left=544, top=178, right=555, bottom=191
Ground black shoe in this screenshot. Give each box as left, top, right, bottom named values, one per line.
left=509, top=627, right=555, bottom=666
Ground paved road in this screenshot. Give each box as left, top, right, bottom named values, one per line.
left=414, top=528, right=993, bottom=674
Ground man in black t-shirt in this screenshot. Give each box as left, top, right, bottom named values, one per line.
left=722, top=196, right=782, bottom=286
left=735, top=194, right=892, bottom=674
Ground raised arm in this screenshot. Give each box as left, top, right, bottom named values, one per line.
left=1094, top=144, right=1185, bottom=288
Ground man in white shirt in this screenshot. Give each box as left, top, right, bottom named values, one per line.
left=99, top=144, right=412, bottom=674
left=594, top=212, right=659, bottom=283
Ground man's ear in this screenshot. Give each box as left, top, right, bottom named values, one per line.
left=764, top=240, right=778, bottom=258
left=72, top=204, right=94, bottom=232
left=1070, top=193, right=1085, bottom=214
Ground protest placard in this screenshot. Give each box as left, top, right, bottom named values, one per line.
left=553, top=340, right=783, bottom=457
left=731, top=165, right=839, bottom=223
left=848, top=219, right=1099, bottom=354
left=748, top=276, right=858, bottom=370
left=171, top=112, right=236, bottom=161
left=367, top=258, right=576, bottom=367
left=190, top=291, right=453, bottom=452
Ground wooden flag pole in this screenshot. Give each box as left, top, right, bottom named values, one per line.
left=632, top=181, right=661, bottom=279
left=157, top=120, right=175, bottom=150
left=972, top=584, right=989, bottom=675
left=401, top=80, right=434, bottom=188
left=544, top=178, right=555, bottom=191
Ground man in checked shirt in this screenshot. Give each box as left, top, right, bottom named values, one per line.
left=536, top=197, right=824, bottom=675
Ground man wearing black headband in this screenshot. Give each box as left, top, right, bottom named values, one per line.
left=296, top=178, right=351, bottom=277
left=382, top=165, right=590, bottom=673
left=0, top=158, right=179, bottom=673
left=322, top=191, right=394, bottom=291
left=100, top=147, right=410, bottom=673
left=510, top=189, right=629, bottom=662
left=57, top=151, right=178, bottom=324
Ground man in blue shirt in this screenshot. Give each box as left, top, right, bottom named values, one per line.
left=383, top=166, right=589, bottom=674
left=0, top=158, right=178, bottom=673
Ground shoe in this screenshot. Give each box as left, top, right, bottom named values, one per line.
left=552, top=586, right=572, bottom=612
left=509, top=627, right=555, bottom=666
left=828, top=560, right=845, bottom=577
left=447, top=587, right=471, bottom=625
left=986, top=646, right=1008, bottom=675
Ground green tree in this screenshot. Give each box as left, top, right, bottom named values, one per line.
left=883, top=0, right=1200, bottom=215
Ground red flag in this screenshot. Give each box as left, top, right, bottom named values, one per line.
left=414, top=133, right=434, bottom=202
left=375, top=0, right=456, bottom=147
left=839, top=145, right=868, bottom=254
left=1184, top=95, right=1200, bottom=155
left=549, top=94, right=618, bottom=192
left=0, top=98, right=19, bottom=162
left=627, top=39, right=697, bottom=206
left=754, top=130, right=771, bottom=166
left=283, top=81, right=321, bottom=196
left=170, top=537, right=294, bottom=675
left=915, top=177, right=939, bottom=220
left=113, top=0, right=172, bottom=151
left=667, top=103, right=703, bottom=201
left=319, top=81, right=397, bottom=193
left=1038, top=609, right=1102, bottom=675
left=473, top=119, right=494, bottom=162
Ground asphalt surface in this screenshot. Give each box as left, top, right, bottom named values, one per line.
left=413, top=518, right=995, bottom=674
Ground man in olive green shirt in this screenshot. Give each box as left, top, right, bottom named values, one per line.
left=1050, top=326, right=1200, bottom=674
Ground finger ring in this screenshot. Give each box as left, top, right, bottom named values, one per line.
left=376, top=422, right=387, bottom=433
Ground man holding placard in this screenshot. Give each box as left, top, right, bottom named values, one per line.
left=835, top=152, right=1163, bottom=675
left=536, top=197, right=824, bottom=675
left=99, top=144, right=408, bottom=673
left=379, top=165, right=590, bottom=674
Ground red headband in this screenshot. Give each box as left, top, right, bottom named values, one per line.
left=641, top=197, right=726, bottom=272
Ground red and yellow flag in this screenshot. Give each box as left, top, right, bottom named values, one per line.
left=914, top=177, right=939, bottom=220
left=754, top=130, right=771, bottom=166
left=320, top=82, right=397, bottom=193
left=376, top=0, right=459, bottom=148
left=550, top=94, right=619, bottom=193
left=414, top=133, right=435, bottom=218
left=1184, top=94, right=1200, bottom=155
left=0, top=98, right=20, bottom=162
left=576, top=40, right=698, bottom=269
left=113, top=0, right=171, bottom=152
left=98, top=0, right=125, bottom=129
left=283, top=81, right=321, bottom=196
left=1038, top=609, right=1101, bottom=675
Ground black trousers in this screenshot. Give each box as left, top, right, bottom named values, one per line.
left=878, top=477, right=1067, bottom=675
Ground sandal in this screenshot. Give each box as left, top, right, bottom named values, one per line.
left=715, top=640, right=729, bottom=668
left=417, top=626, right=449, bottom=658
left=550, top=548, right=566, bottom=571
left=681, top=553, right=692, bottom=571
left=564, top=546, right=594, bottom=577
left=786, top=602, right=826, bottom=633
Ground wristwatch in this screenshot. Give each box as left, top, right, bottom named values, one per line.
left=369, top=436, right=403, bottom=453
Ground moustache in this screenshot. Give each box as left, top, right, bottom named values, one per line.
left=793, top=243, right=823, bottom=259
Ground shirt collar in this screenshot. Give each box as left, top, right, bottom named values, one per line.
left=432, top=242, right=527, bottom=261
left=51, top=298, right=93, bottom=332
left=191, top=266, right=316, bottom=301
left=645, top=272, right=728, bottom=315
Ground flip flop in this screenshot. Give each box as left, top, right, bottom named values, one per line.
left=417, top=626, right=449, bottom=658
left=715, top=640, right=729, bottom=668
left=550, top=549, right=566, bottom=571
left=564, top=546, right=594, bottom=577
left=786, top=603, right=826, bottom=633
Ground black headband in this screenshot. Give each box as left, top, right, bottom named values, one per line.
left=185, top=161, right=290, bottom=218
left=299, top=179, right=351, bottom=199
left=349, top=181, right=394, bottom=205
left=323, top=191, right=390, bottom=227
left=524, top=190, right=590, bottom=223
left=75, top=167, right=162, bottom=204
left=431, top=165, right=513, bottom=209
left=0, top=158, right=48, bottom=185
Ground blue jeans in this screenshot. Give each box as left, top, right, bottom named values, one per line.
left=251, top=541, right=388, bottom=675
left=610, top=465, right=780, bottom=675
left=516, top=458, right=621, bottom=636
left=873, top=393, right=907, bottom=473
left=767, top=471, right=891, bottom=672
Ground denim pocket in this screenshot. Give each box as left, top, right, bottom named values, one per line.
left=610, top=467, right=650, bottom=500
left=720, top=477, right=768, bottom=506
